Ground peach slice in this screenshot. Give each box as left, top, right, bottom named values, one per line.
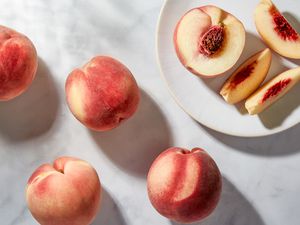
left=220, top=48, right=272, bottom=104
left=245, top=67, right=300, bottom=115
left=174, top=5, right=246, bottom=77
left=255, top=0, right=300, bottom=59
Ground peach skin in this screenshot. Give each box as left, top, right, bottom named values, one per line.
left=65, top=56, right=140, bottom=131
left=0, top=25, right=37, bottom=101
left=26, top=157, right=101, bottom=225
left=147, top=147, right=222, bottom=223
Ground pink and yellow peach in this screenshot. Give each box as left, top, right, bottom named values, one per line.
left=147, top=147, right=222, bottom=223
left=0, top=25, right=38, bottom=101
left=26, top=157, right=101, bottom=225
left=65, top=56, right=140, bottom=131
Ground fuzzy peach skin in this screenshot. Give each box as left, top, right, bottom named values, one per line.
left=26, top=157, right=101, bottom=225
left=65, top=56, right=140, bottom=131
left=0, top=25, right=38, bottom=101
left=147, top=147, right=222, bottom=223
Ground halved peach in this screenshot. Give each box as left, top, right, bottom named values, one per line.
left=245, top=67, right=300, bottom=115
left=220, top=48, right=272, bottom=104
left=174, top=5, right=246, bottom=77
left=255, top=0, right=300, bottom=59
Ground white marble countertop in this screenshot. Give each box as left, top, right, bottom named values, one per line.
left=0, top=1, right=299, bottom=225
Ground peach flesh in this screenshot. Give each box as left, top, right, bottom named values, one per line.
left=255, top=0, right=300, bottom=59
left=0, top=25, right=37, bottom=101
left=262, top=78, right=291, bottom=103
left=65, top=56, right=140, bottom=131
left=229, top=61, right=257, bottom=89
left=147, top=147, right=222, bottom=223
left=174, top=6, right=246, bottom=77
left=220, top=48, right=272, bottom=105
left=270, top=7, right=298, bottom=41
left=245, top=67, right=300, bottom=115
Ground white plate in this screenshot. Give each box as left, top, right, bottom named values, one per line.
left=156, top=0, right=300, bottom=137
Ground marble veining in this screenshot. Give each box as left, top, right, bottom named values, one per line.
left=0, top=0, right=299, bottom=225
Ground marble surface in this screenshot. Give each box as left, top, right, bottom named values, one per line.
left=0, top=0, right=299, bottom=225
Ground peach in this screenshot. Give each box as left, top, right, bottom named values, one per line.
left=255, top=0, right=300, bottom=59
left=0, top=25, right=38, bottom=100
left=26, top=157, right=101, bottom=225
left=147, top=147, right=222, bottom=223
left=245, top=67, right=300, bottom=115
left=174, top=5, right=245, bottom=77
left=220, top=48, right=272, bottom=104
left=65, top=56, right=140, bottom=131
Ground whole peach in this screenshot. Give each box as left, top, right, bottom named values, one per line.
left=26, top=157, right=101, bottom=225
left=147, top=147, right=222, bottom=223
left=0, top=25, right=37, bottom=101
left=65, top=56, right=140, bottom=131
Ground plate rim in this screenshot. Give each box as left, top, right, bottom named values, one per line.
left=155, top=0, right=299, bottom=137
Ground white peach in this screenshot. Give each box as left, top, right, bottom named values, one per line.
left=174, top=6, right=245, bottom=77
left=147, top=147, right=222, bottom=223
left=65, top=56, right=140, bottom=131
left=26, top=157, right=101, bottom=225
left=255, top=0, right=300, bottom=59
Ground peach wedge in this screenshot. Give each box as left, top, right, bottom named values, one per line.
left=0, top=25, right=38, bottom=101
left=245, top=67, right=300, bottom=115
left=255, top=0, right=300, bottom=59
left=220, top=48, right=272, bottom=104
left=174, top=5, right=246, bottom=77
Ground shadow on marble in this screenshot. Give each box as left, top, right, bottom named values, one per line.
left=90, top=90, right=173, bottom=177
left=201, top=122, right=300, bottom=156
left=171, top=177, right=265, bottom=225
left=0, top=58, right=59, bottom=141
left=92, top=189, right=127, bottom=225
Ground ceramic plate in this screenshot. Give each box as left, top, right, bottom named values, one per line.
left=156, top=0, right=300, bottom=137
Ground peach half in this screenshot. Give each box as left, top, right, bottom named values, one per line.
left=0, top=25, right=38, bottom=101
left=245, top=67, right=300, bottom=115
left=220, top=48, right=272, bottom=104
left=174, top=5, right=246, bottom=77
left=26, top=157, right=101, bottom=225
left=147, top=147, right=222, bottom=223
left=255, top=0, right=300, bottom=59
left=66, top=56, right=140, bottom=131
